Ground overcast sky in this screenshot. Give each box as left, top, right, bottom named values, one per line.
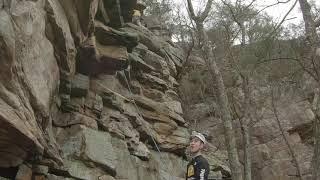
left=173, top=0, right=320, bottom=27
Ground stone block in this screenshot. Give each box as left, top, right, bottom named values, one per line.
left=60, top=126, right=117, bottom=176
left=15, top=164, right=32, bottom=180
left=55, top=112, right=98, bottom=129
left=71, top=73, right=89, bottom=97
left=97, top=44, right=128, bottom=71
left=32, top=165, right=48, bottom=175
left=129, top=53, right=155, bottom=73
left=95, top=21, right=138, bottom=51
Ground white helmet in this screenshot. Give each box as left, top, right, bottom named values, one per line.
left=191, top=131, right=207, bottom=144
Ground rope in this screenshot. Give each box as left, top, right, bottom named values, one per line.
left=121, top=69, right=175, bottom=180
left=122, top=70, right=163, bottom=154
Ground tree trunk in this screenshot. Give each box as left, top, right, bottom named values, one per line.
left=186, top=1, right=243, bottom=179
left=299, top=0, right=320, bottom=48
left=312, top=89, right=320, bottom=180
left=241, top=76, right=252, bottom=180
left=313, top=113, right=320, bottom=180
left=197, top=21, right=244, bottom=180
left=239, top=117, right=251, bottom=180
left=299, top=1, right=320, bottom=179
left=239, top=22, right=246, bottom=46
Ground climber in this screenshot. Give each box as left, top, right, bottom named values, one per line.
left=132, top=9, right=142, bottom=26
left=132, top=0, right=146, bottom=26
left=186, top=131, right=210, bottom=180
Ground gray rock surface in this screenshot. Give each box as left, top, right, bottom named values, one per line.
left=0, top=0, right=199, bottom=179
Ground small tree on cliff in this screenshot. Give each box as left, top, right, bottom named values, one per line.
left=186, top=0, right=243, bottom=179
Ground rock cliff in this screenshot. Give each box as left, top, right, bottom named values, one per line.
left=0, top=0, right=196, bottom=179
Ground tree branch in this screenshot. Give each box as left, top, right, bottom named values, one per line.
left=268, top=0, right=298, bottom=37
left=186, top=0, right=197, bottom=21
left=256, top=0, right=291, bottom=15
left=244, top=0, right=257, bottom=10
left=222, top=0, right=242, bottom=26
left=312, top=88, right=320, bottom=112
left=315, top=18, right=320, bottom=28
left=199, top=0, right=213, bottom=22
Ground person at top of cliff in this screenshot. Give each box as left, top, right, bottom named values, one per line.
left=186, top=131, right=210, bottom=180
left=132, top=1, right=146, bottom=26
left=132, top=9, right=142, bottom=26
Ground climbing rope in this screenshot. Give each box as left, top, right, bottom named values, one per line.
left=122, top=69, right=162, bottom=154
left=122, top=69, right=176, bottom=180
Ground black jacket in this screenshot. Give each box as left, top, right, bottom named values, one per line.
left=186, top=155, right=210, bottom=180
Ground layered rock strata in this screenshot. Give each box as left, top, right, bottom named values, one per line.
left=0, top=0, right=190, bottom=179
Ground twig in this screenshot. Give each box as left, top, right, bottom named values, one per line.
left=268, top=0, right=299, bottom=38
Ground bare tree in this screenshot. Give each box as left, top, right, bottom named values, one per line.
left=216, top=1, right=302, bottom=179
left=218, top=2, right=261, bottom=179
left=186, top=1, right=243, bottom=179
left=298, top=0, right=320, bottom=179
left=230, top=76, right=252, bottom=180
left=239, top=77, right=252, bottom=180
left=310, top=88, right=320, bottom=180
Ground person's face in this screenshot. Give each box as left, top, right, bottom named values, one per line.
left=189, top=137, right=204, bottom=153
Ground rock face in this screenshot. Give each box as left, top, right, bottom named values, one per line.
left=0, top=0, right=205, bottom=179
left=0, top=0, right=61, bottom=169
